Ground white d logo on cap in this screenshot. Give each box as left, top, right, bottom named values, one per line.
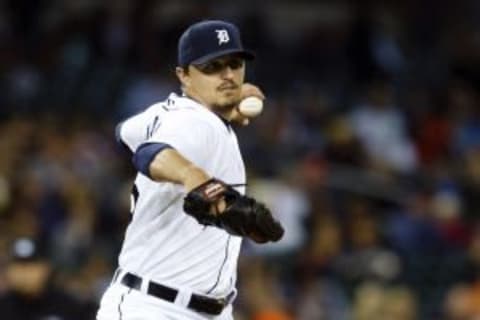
left=215, top=29, right=230, bottom=45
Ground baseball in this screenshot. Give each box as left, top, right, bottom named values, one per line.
left=238, top=96, right=264, bottom=117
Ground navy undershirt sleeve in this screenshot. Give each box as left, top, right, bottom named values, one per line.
left=132, top=142, right=173, bottom=177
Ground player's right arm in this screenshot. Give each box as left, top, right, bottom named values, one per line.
left=131, top=110, right=214, bottom=192
left=148, top=148, right=211, bottom=192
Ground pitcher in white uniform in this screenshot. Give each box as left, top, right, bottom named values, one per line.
left=97, top=20, right=284, bottom=320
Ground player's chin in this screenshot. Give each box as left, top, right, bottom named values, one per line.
left=216, top=95, right=240, bottom=109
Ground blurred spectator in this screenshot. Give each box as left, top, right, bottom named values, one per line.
left=431, top=184, right=470, bottom=249
left=381, top=286, right=418, bottom=320
left=352, top=281, right=385, bottom=320
left=450, top=83, right=480, bottom=156
left=458, top=147, right=480, bottom=220
left=384, top=190, right=443, bottom=256
left=4, top=63, right=43, bottom=114
left=58, top=251, right=113, bottom=306
left=0, top=237, right=94, bottom=320
left=414, top=103, right=453, bottom=168
left=323, top=115, right=367, bottom=167
left=349, top=79, right=417, bottom=173
left=244, top=177, right=309, bottom=257
left=336, top=198, right=401, bottom=285
left=296, top=212, right=343, bottom=282
left=444, top=224, right=480, bottom=320
left=239, top=258, right=293, bottom=320
left=444, top=284, right=480, bottom=320
left=352, top=282, right=417, bottom=320
left=296, top=278, right=350, bottom=320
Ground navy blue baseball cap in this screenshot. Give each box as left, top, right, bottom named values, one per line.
left=178, top=20, right=255, bottom=67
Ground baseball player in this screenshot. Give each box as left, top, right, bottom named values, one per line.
left=96, top=20, right=284, bottom=320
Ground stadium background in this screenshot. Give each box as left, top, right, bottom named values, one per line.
left=2, top=0, right=480, bottom=319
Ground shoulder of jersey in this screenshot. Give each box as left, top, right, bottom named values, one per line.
left=145, top=93, right=195, bottom=112
left=143, top=94, right=222, bottom=131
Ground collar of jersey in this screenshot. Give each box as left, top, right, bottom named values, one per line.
left=172, top=93, right=232, bottom=132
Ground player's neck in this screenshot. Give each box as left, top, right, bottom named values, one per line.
left=213, top=107, right=235, bottom=122
left=183, top=91, right=234, bottom=122
left=183, top=90, right=209, bottom=110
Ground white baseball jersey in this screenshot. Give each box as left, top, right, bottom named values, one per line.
left=115, top=93, right=245, bottom=299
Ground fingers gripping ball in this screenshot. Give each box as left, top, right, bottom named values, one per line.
left=237, top=96, right=264, bottom=117
left=183, top=178, right=284, bottom=243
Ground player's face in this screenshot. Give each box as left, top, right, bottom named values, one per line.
left=177, top=54, right=246, bottom=113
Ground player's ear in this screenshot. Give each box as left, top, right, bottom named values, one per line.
left=176, top=66, right=191, bottom=88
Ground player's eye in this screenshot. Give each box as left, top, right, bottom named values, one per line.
left=197, top=61, right=224, bottom=74
left=225, top=58, right=244, bottom=70
left=195, top=58, right=244, bottom=74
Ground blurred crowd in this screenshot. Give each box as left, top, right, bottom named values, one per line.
left=2, top=0, right=480, bottom=319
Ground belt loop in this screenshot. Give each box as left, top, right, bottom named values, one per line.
left=140, top=275, right=151, bottom=294
left=112, top=268, right=122, bottom=284
left=226, top=289, right=237, bottom=304
left=175, top=287, right=193, bottom=308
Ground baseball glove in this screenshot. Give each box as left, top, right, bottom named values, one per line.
left=183, top=178, right=284, bottom=243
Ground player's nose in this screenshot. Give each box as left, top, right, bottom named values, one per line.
left=220, top=66, right=235, bottom=79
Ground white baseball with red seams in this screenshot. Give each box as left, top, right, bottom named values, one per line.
left=237, top=96, right=263, bottom=117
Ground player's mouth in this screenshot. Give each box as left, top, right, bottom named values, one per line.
left=218, top=83, right=239, bottom=91
left=219, top=89, right=237, bottom=96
